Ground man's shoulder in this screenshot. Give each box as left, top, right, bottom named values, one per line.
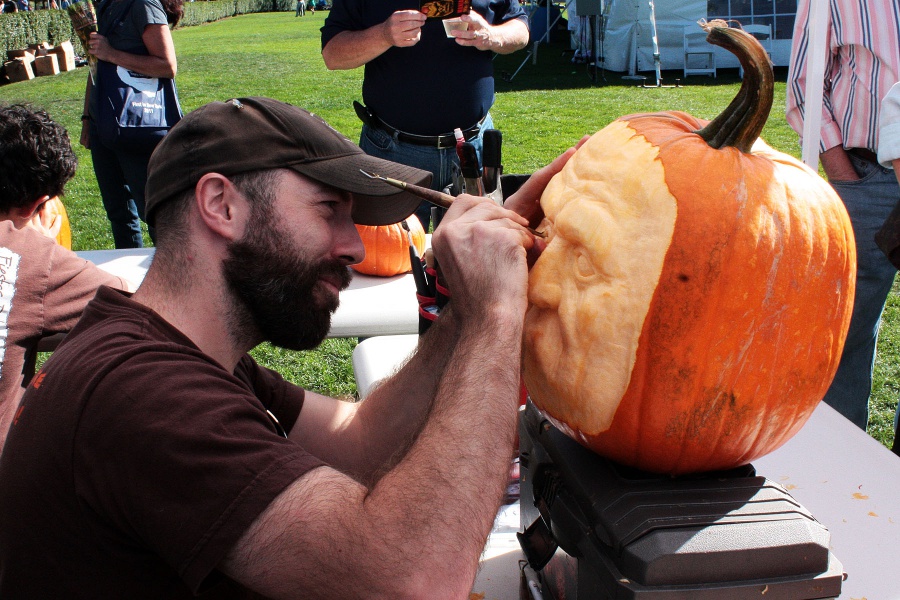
left=59, top=289, right=249, bottom=388
left=0, top=220, right=55, bottom=251
left=53, top=290, right=170, bottom=363
left=0, top=223, right=66, bottom=283
left=35, top=292, right=239, bottom=417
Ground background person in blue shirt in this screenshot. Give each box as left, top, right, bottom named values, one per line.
left=322, top=0, right=529, bottom=230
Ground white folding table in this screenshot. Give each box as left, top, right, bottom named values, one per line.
left=76, top=248, right=422, bottom=339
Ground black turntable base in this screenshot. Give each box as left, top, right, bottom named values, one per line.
left=517, top=402, right=845, bottom=599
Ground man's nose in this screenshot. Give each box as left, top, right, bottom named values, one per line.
left=338, top=220, right=366, bottom=266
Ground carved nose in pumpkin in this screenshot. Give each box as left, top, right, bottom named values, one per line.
left=529, top=263, right=562, bottom=308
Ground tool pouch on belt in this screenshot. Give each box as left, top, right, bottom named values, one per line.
left=353, top=100, right=376, bottom=128
left=415, top=174, right=534, bottom=335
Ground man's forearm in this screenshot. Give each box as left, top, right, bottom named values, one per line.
left=318, top=299, right=521, bottom=484
left=820, top=145, right=859, bottom=182
left=488, top=18, right=529, bottom=54
left=322, top=28, right=393, bottom=70
left=365, top=303, right=523, bottom=589
left=320, top=309, right=464, bottom=484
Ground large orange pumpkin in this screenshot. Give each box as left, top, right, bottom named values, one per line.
left=39, top=196, right=72, bottom=250
left=522, top=25, right=856, bottom=475
left=352, top=216, right=426, bottom=277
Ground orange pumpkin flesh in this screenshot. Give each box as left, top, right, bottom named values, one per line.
left=522, top=25, right=856, bottom=475
left=352, top=216, right=426, bottom=277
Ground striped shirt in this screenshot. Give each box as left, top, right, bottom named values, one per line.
left=786, top=0, right=900, bottom=153
left=879, top=82, right=900, bottom=167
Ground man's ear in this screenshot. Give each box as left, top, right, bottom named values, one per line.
left=193, top=173, right=248, bottom=241
left=3, top=195, right=50, bottom=228
left=21, top=195, right=50, bottom=220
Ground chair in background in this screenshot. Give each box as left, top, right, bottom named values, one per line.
left=683, top=25, right=716, bottom=78
left=739, top=23, right=772, bottom=77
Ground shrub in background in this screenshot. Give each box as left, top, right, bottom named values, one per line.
left=0, top=0, right=293, bottom=63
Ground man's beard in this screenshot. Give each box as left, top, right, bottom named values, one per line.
left=222, top=214, right=352, bottom=351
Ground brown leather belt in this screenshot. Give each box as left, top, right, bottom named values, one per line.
left=848, top=147, right=879, bottom=163
left=354, top=100, right=484, bottom=149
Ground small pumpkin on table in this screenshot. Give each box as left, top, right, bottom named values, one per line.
left=351, top=216, right=426, bottom=277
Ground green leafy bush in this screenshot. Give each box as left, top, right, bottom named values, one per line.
left=179, top=0, right=292, bottom=27
left=0, top=0, right=292, bottom=64
left=0, top=9, right=77, bottom=58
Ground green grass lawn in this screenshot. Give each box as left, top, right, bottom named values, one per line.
left=2, top=11, right=896, bottom=446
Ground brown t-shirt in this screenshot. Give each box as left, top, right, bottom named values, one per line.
left=0, top=221, right=126, bottom=448
left=0, top=287, right=324, bottom=598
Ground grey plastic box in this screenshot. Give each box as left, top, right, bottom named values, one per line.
left=518, top=402, right=845, bottom=599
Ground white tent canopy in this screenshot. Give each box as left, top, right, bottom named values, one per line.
left=593, top=0, right=793, bottom=74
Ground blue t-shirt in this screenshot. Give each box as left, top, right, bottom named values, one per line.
left=322, top=0, right=528, bottom=135
left=98, top=0, right=168, bottom=55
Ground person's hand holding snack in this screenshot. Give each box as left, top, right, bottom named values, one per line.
left=382, top=10, right=427, bottom=47
left=452, top=10, right=494, bottom=50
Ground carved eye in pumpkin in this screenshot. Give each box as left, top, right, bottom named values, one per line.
left=553, top=198, right=617, bottom=286
left=573, top=248, right=595, bottom=281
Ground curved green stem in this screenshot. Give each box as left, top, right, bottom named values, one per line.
left=694, top=23, right=774, bottom=153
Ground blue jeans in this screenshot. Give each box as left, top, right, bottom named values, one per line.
left=90, top=136, right=154, bottom=249
left=358, top=114, right=494, bottom=231
left=824, top=155, right=900, bottom=430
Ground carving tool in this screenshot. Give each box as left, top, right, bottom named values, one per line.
left=359, top=170, right=545, bottom=238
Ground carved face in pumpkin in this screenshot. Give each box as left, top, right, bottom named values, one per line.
left=525, top=121, right=677, bottom=436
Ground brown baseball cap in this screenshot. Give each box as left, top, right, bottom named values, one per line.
left=145, top=97, right=432, bottom=226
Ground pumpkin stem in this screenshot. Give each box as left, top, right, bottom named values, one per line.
left=694, top=21, right=774, bottom=153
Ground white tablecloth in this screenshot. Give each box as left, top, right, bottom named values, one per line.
left=77, top=248, right=421, bottom=339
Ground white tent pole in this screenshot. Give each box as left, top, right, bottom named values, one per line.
left=801, top=1, right=829, bottom=169
left=648, top=0, right=661, bottom=85
left=546, top=0, right=550, bottom=43
left=622, top=0, right=642, bottom=78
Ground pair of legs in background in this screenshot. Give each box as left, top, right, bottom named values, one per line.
left=90, top=138, right=154, bottom=248
left=824, top=154, right=900, bottom=454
